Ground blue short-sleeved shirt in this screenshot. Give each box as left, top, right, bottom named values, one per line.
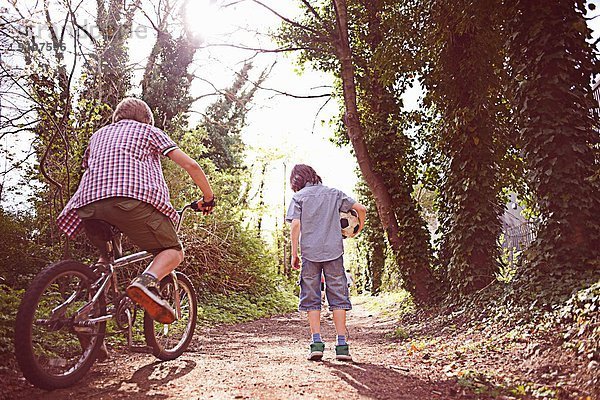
left=286, top=183, right=356, bottom=262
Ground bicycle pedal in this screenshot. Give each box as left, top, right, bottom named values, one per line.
left=129, top=345, right=154, bottom=354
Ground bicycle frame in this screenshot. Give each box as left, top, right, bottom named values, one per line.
left=72, top=203, right=195, bottom=350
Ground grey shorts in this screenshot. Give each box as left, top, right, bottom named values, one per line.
left=77, top=197, right=182, bottom=254
left=298, top=256, right=352, bottom=312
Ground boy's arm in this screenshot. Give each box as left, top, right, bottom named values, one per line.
left=290, top=218, right=301, bottom=270
left=82, top=146, right=90, bottom=169
left=168, top=149, right=214, bottom=201
left=352, top=202, right=367, bottom=232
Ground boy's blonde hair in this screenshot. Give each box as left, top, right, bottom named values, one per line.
left=112, top=98, right=154, bottom=125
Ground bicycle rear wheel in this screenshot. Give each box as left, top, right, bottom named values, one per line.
left=14, top=260, right=106, bottom=389
left=143, top=272, right=197, bottom=360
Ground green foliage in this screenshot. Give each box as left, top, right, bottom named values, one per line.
left=386, top=326, right=409, bottom=340
left=355, top=291, right=415, bottom=320
left=166, top=112, right=292, bottom=300
left=506, top=0, right=600, bottom=271
left=0, top=209, right=48, bottom=287
left=178, top=217, right=280, bottom=295
left=557, top=281, right=599, bottom=368
left=0, top=285, right=23, bottom=358
left=354, top=179, right=386, bottom=294
left=274, top=3, right=337, bottom=72
left=418, top=0, right=509, bottom=296
left=200, top=62, right=266, bottom=171
left=142, top=31, right=201, bottom=132
left=196, top=290, right=297, bottom=325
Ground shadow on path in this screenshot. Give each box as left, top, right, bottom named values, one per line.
left=322, top=361, right=490, bottom=400
left=128, top=359, right=197, bottom=393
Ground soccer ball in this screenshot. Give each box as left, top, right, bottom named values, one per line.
left=340, top=209, right=360, bottom=239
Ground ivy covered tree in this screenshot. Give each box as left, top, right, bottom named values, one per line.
left=276, top=0, right=438, bottom=302
left=141, top=2, right=203, bottom=133
left=79, top=0, right=140, bottom=131
left=506, top=0, right=600, bottom=271
left=345, top=0, right=436, bottom=298
left=201, top=62, right=267, bottom=171
left=355, top=179, right=386, bottom=294
left=417, top=0, right=509, bottom=295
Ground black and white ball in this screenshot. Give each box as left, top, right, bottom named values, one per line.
left=340, top=209, right=360, bottom=239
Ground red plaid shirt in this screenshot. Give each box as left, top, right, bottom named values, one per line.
left=57, top=120, right=179, bottom=237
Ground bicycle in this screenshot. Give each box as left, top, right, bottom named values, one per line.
left=14, top=200, right=205, bottom=390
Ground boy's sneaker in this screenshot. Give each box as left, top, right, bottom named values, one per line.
left=335, top=344, right=352, bottom=361
left=126, top=273, right=176, bottom=324
left=307, top=342, right=325, bottom=361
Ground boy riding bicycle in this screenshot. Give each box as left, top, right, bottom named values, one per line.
left=57, top=98, right=214, bottom=325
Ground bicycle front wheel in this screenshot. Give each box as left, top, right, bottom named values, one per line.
left=14, top=260, right=107, bottom=389
left=143, top=272, right=197, bottom=360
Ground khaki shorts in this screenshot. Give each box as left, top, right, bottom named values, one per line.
left=77, top=197, right=182, bottom=254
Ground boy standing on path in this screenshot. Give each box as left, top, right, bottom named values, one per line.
left=286, top=164, right=366, bottom=361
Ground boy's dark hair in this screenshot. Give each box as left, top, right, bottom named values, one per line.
left=290, top=164, right=322, bottom=192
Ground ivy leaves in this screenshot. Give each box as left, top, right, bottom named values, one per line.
left=506, top=0, right=600, bottom=270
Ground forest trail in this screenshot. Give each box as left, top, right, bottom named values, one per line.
left=1, top=299, right=569, bottom=400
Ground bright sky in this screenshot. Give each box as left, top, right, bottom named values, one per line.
left=176, top=1, right=361, bottom=234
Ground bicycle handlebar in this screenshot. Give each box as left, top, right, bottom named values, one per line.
left=175, top=198, right=215, bottom=232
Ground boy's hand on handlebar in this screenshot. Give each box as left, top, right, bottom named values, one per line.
left=192, top=196, right=215, bottom=215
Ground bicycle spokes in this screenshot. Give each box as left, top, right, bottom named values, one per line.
left=143, top=273, right=197, bottom=360
left=30, top=271, right=100, bottom=376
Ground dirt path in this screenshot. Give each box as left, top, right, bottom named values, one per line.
left=3, top=302, right=518, bottom=400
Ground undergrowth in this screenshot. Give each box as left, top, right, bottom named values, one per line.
left=196, top=288, right=297, bottom=325
left=354, top=290, right=415, bottom=319
left=381, top=270, right=600, bottom=399
left=0, top=284, right=22, bottom=360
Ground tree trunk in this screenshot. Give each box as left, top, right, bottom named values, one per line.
left=370, top=237, right=384, bottom=295
left=507, top=0, right=600, bottom=270
left=332, top=0, right=433, bottom=303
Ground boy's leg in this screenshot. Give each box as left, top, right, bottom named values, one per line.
left=308, top=310, right=321, bottom=337
left=333, top=310, right=352, bottom=361
left=322, top=256, right=352, bottom=313
left=78, top=198, right=182, bottom=324
left=126, top=247, right=182, bottom=324
left=332, top=309, right=347, bottom=337
left=298, top=258, right=325, bottom=360
left=307, top=309, right=324, bottom=361
left=323, top=256, right=353, bottom=361
left=91, top=198, right=183, bottom=324
left=298, top=258, right=323, bottom=314
left=145, top=248, right=184, bottom=280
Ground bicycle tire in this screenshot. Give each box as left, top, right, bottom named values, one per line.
left=143, top=272, right=197, bottom=360
left=14, top=260, right=107, bottom=389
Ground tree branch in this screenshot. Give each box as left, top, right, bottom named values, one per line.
left=299, top=0, right=324, bottom=21
left=249, top=0, right=320, bottom=35
left=200, top=42, right=320, bottom=53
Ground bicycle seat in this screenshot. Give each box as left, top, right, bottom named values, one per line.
left=82, top=219, right=123, bottom=259
left=82, top=219, right=117, bottom=241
